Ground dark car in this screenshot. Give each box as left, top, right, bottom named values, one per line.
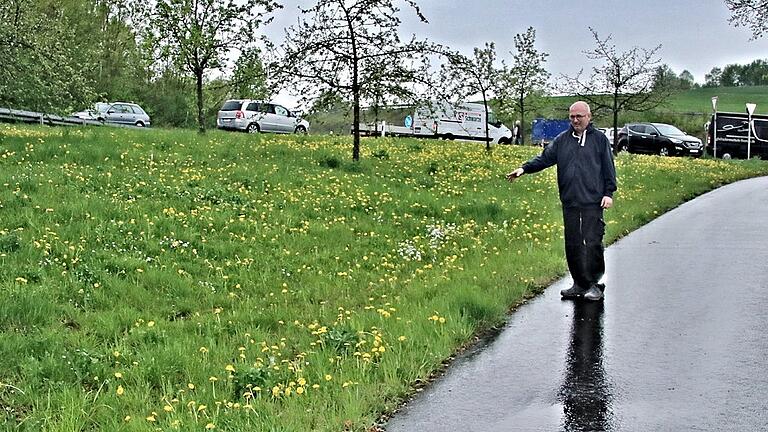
left=615, top=122, right=702, bottom=157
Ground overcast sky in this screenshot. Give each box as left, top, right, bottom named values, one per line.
left=268, top=0, right=768, bottom=106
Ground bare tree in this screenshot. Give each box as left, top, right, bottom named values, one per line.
left=146, top=0, right=281, bottom=133
left=558, top=28, right=670, bottom=146
left=726, top=0, right=768, bottom=39
left=435, top=42, right=501, bottom=151
left=496, top=27, right=550, bottom=145
left=277, top=0, right=429, bottom=161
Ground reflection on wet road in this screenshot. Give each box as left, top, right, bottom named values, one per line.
left=560, top=301, right=611, bottom=431
left=386, top=177, right=768, bottom=431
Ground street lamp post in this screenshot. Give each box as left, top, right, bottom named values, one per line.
left=746, top=103, right=756, bottom=160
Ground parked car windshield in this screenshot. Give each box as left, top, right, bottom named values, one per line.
left=654, top=124, right=685, bottom=136
left=95, top=103, right=110, bottom=113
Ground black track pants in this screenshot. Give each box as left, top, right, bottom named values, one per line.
left=562, top=206, right=606, bottom=288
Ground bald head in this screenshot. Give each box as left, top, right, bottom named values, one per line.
left=570, top=101, right=591, bottom=114
left=569, top=101, right=592, bottom=135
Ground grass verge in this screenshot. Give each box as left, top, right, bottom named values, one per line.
left=1, top=124, right=767, bottom=431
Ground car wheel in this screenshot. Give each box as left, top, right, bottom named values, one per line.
left=135, top=121, right=145, bottom=127
left=618, top=141, right=629, bottom=153
left=722, top=152, right=732, bottom=160
left=659, top=146, right=670, bottom=157
left=247, top=123, right=260, bottom=134
left=294, top=125, right=307, bottom=135
left=442, top=133, right=454, bottom=140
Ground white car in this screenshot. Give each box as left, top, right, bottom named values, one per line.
left=216, top=99, right=309, bottom=134
left=597, top=127, right=615, bottom=145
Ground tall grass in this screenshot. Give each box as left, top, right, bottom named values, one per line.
left=1, top=124, right=767, bottom=431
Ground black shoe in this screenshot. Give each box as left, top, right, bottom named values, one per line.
left=560, top=283, right=588, bottom=299
left=584, top=284, right=604, bottom=301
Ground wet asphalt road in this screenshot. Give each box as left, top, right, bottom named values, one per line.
left=386, top=176, right=768, bottom=431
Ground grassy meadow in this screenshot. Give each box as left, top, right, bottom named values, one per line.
left=1, top=124, right=768, bottom=431
left=662, top=85, right=768, bottom=114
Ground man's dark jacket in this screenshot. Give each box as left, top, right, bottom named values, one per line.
left=522, top=123, right=617, bottom=208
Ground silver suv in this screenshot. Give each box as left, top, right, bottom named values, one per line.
left=217, top=99, right=309, bottom=134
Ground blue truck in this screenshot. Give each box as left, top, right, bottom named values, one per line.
left=531, top=118, right=570, bottom=145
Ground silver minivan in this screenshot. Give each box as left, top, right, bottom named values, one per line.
left=216, top=99, right=309, bottom=134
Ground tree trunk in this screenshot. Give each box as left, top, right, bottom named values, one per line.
left=353, top=86, right=360, bottom=161
left=519, top=94, right=525, bottom=145
left=345, top=7, right=360, bottom=161
left=612, top=88, right=619, bottom=155
left=482, top=93, right=490, bottom=151
left=196, top=70, right=205, bottom=134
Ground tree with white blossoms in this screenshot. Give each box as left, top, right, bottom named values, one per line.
left=277, top=0, right=430, bottom=161
left=558, top=27, right=672, bottom=150
left=726, top=0, right=767, bottom=39
left=434, top=42, right=502, bottom=151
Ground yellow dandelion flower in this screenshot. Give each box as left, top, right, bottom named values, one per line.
left=187, top=383, right=195, bottom=390
left=197, top=404, right=207, bottom=412
left=205, top=423, right=215, bottom=430
left=225, top=364, right=235, bottom=372
left=116, top=385, right=124, bottom=396
left=164, top=405, right=173, bottom=412
left=324, top=374, right=332, bottom=381
left=209, top=376, right=218, bottom=382
left=298, top=378, right=306, bottom=386
left=146, top=415, right=156, bottom=422
left=296, top=387, right=305, bottom=395
left=312, top=384, right=320, bottom=389
left=123, top=416, right=131, bottom=422
left=114, top=372, right=123, bottom=379
left=398, top=336, right=407, bottom=341
left=147, top=321, right=155, bottom=327
left=272, top=386, right=281, bottom=397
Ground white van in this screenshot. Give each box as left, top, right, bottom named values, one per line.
left=217, top=99, right=309, bottom=134
left=412, top=102, right=512, bottom=144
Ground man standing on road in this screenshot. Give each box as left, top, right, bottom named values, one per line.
left=506, top=101, right=617, bottom=301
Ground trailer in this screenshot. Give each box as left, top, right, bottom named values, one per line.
left=356, top=102, right=513, bottom=144
left=707, top=111, right=768, bottom=159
